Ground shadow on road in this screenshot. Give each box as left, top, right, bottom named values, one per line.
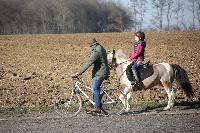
left=120, top=100, right=200, bottom=115
left=175, top=100, right=200, bottom=110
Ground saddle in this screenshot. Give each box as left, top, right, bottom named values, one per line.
left=136, top=61, right=154, bottom=81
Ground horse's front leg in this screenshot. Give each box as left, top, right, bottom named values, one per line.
left=119, top=86, right=132, bottom=112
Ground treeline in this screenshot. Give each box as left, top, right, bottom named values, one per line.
left=0, top=0, right=132, bottom=34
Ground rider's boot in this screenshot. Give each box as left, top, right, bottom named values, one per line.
left=131, top=69, right=140, bottom=87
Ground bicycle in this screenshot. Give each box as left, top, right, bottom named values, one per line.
left=53, top=77, right=127, bottom=118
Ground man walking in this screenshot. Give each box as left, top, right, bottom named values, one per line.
left=72, top=38, right=110, bottom=113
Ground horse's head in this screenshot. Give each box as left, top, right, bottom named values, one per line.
left=107, top=49, right=117, bottom=70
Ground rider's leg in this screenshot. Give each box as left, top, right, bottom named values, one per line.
left=131, top=61, right=142, bottom=84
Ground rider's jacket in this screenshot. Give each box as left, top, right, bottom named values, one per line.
left=129, top=40, right=146, bottom=62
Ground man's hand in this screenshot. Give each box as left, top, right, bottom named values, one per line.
left=72, top=73, right=80, bottom=78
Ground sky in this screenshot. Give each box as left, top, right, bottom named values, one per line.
left=119, top=0, right=153, bottom=28
left=119, top=0, right=129, bottom=6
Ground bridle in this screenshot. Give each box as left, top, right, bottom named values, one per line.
left=109, top=49, right=117, bottom=70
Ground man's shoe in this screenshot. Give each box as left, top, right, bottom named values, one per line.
left=86, top=107, right=102, bottom=114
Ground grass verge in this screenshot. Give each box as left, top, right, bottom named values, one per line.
left=0, top=100, right=199, bottom=115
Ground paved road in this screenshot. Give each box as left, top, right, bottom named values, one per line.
left=0, top=110, right=200, bottom=133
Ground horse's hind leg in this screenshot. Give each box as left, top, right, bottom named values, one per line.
left=163, top=82, right=176, bottom=110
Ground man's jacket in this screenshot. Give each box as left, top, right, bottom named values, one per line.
left=78, top=43, right=110, bottom=78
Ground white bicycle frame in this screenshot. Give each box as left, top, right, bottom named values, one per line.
left=54, top=78, right=127, bottom=117
left=72, top=79, right=115, bottom=106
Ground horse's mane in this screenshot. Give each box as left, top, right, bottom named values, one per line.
left=115, top=49, right=129, bottom=60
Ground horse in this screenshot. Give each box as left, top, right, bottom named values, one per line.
left=107, top=49, right=194, bottom=111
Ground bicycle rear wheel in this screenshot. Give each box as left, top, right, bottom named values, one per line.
left=54, top=89, right=82, bottom=118
left=101, top=89, right=127, bottom=115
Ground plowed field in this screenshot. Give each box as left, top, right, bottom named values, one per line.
left=0, top=30, right=200, bottom=109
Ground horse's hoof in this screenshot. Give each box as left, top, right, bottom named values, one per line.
left=163, top=106, right=170, bottom=111
left=125, top=107, right=131, bottom=112
left=125, top=109, right=129, bottom=112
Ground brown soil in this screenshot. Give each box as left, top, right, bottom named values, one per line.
left=0, top=30, right=200, bottom=109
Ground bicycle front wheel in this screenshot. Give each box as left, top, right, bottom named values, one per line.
left=54, top=89, right=82, bottom=118
left=101, top=89, right=127, bottom=115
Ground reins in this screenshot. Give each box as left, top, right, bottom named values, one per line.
left=116, top=69, right=127, bottom=89
left=118, top=60, right=129, bottom=66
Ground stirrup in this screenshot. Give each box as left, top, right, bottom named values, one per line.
left=131, top=80, right=138, bottom=86
left=131, top=80, right=137, bottom=85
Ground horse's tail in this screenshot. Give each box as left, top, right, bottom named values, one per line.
left=171, top=64, right=194, bottom=98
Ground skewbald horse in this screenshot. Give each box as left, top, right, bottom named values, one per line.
left=107, top=49, right=194, bottom=111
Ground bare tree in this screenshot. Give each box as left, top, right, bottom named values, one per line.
left=137, top=0, right=147, bottom=30
left=197, top=1, right=200, bottom=28
left=173, top=0, right=185, bottom=30
left=129, top=0, right=147, bottom=31
left=129, top=0, right=139, bottom=31
left=166, top=0, right=174, bottom=30
left=188, top=0, right=196, bottom=29
left=51, top=0, right=71, bottom=33
left=151, top=0, right=167, bottom=30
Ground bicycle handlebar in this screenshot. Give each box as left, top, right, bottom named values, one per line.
left=71, top=76, right=86, bottom=85
left=71, top=76, right=80, bottom=80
